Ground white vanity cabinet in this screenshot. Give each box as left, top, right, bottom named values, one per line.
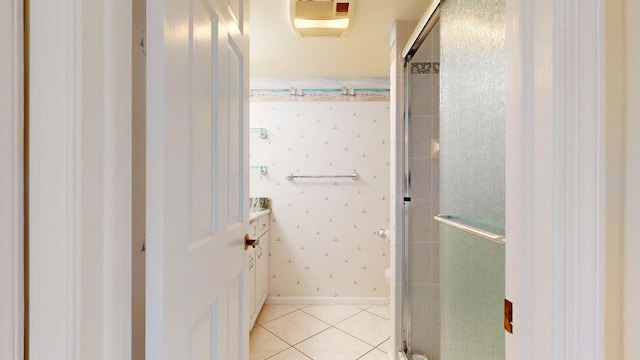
left=248, top=210, right=269, bottom=329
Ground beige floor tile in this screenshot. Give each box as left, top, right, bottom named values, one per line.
left=262, top=311, right=330, bottom=345
left=292, top=304, right=308, bottom=309
left=366, top=305, right=391, bottom=320
left=257, top=305, right=299, bottom=325
left=358, top=348, right=388, bottom=360
left=301, top=305, right=363, bottom=325
left=335, top=311, right=391, bottom=346
left=249, top=326, right=290, bottom=360
left=295, top=328, right=373, bottom=360
left=267, top=347, right=312, bottom=360
left=376, top=337, right=391, bottom=352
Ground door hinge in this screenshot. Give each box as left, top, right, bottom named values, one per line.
left=139, top=30, right=146, bottom=56
left=504, top=298, right=513, bottom=333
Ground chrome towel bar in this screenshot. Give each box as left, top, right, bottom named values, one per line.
left=434, top=214, right=506, bottom=244
left=286, top=171, right=360, bottom=181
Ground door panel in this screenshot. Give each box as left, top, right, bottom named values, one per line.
left=439, top=0, right=506, bottom=359
left=190, top=0, right=216, bottom=242
left=228, top=0, right=243, bottom=33
left=147, top=0, right=249, bottom=357
left=189, top=310, right=213, bottom=360
left=227, top=38, right=244, bottom=224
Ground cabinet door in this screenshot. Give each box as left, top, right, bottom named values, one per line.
left=256, top=231, right=269, bottom=306
left=248, top=248, right=256, bottom=321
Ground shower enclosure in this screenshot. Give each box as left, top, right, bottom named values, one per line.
left=402, top=13, right=442, bottom=360
left=399, top=0, right=506, bottom=359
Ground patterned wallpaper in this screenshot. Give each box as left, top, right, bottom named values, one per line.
left=250, top=79, right=391, bottom=299
left=250, top=77, right=390, bottom=102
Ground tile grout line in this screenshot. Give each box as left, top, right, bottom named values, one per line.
left=255, top=305, right=301, bottom=327
left=331, top=324, right=382, bottom=349
left=332, top=309, right=392, bottom=347
left=252, top=304, right=391, bottom=360
left=299, top=305, right=367, bottom=327
left=251, top=324, right=294, bottom=360
left=255, top=310, right=308, bottom=359
left=299, top=306, right=386, bottom=348
left=292, top=325, right=376, bottom=360
left=260, top=310, right=335, bottom=350
left=356, top=347, right=384, bottom=360
left=259, top=320, right=300, bottom=347
left=263, top=344, right=313, bottom=360
left=363, top=307, right=391, bottom=321
left=373, top=336, right=391, bottom=349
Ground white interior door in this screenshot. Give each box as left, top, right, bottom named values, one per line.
left=146, top=0, right=249, bottom=358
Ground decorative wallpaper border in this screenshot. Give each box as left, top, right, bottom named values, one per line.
left=250, top=77, right=390, bottom=102
left=411, top=62, right=440, bottom=74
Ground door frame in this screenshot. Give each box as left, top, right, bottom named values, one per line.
left=24, top=0, right=629, bottom=359
left=28, top=0, right=131, bottom=358
left=0, top=0, right=24, bottom=358
left=505, top=0, right=612, bottom=358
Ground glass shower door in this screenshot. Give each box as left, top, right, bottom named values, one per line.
left=438, top=0, right=506, bottom=359
left=438, top=222, right=505, bottom=359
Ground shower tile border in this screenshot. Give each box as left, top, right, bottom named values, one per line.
left=410, top=62, right=440, bottom=75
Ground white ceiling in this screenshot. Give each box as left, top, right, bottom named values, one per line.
left=250, top=0, right=432, bottom=78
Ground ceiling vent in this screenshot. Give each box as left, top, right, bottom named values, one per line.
left=289, top=0, right=355, bottom=38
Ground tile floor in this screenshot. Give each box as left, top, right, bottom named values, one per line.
left=250, top=304, right=391, bottom=360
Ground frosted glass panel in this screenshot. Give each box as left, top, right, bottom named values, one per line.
left=440, top=0, right=505, bottom=358
left=440, top=228, right=505, bottom=359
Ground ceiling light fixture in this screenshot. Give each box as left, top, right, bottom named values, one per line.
left=293, top=18, right=350, bottom=29
left=289, top=0, right=355, bottom=37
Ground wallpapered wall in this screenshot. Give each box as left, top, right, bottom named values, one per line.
left=250, top=79, right=391, bottom=300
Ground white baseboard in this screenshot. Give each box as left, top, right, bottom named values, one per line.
left=266, top=296, right=390, bottom=306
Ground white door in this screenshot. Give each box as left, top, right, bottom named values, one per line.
left=146, top=0, right=250, bottom=358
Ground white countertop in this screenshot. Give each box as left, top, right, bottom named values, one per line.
left=249, top=209, right=271, bottom=222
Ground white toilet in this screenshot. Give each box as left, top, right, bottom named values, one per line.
left=377, top=229, right=392, bottom=284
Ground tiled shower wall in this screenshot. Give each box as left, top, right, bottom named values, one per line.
left=407, top=22, right=441, bottom=358
left=250, top=97, right=391, bottom=300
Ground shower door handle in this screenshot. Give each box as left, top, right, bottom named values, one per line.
left=434, top=214, right=505, bottom=244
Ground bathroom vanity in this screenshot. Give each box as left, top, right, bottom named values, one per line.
left=248, top=209, right=270, bottom=329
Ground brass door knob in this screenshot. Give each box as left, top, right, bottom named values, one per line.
left=244, top=234, right=259, bottom=250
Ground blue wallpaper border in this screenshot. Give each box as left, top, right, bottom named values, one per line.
left=250, top=77, right=390, bottom=102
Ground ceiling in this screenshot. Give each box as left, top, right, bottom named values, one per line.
left=250, top=0, right=433, bottom=78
